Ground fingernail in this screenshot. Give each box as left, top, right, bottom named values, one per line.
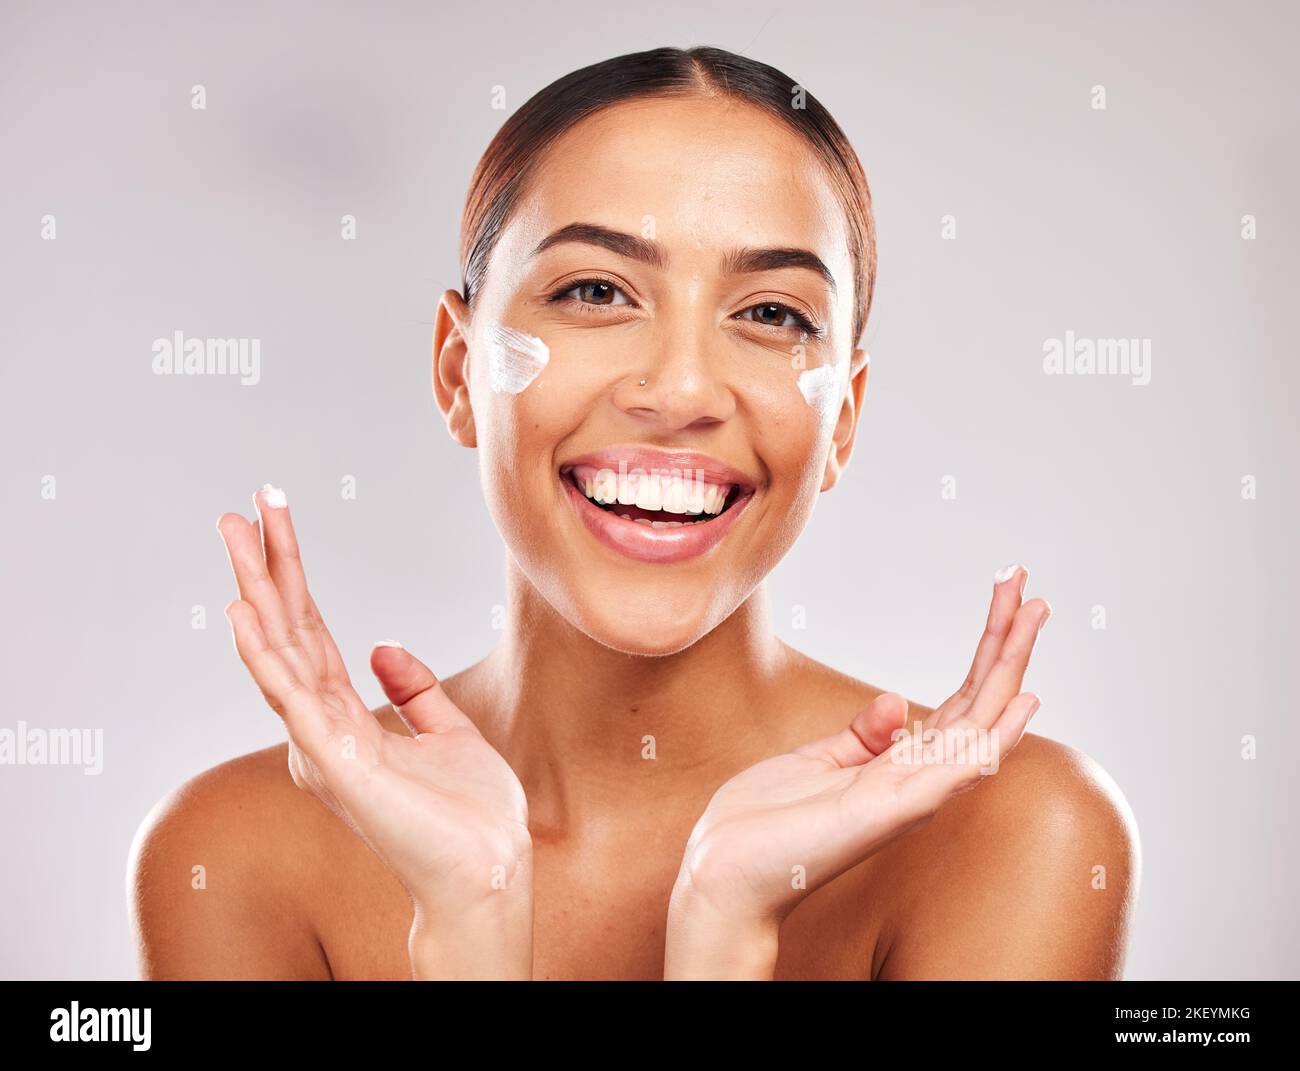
left=259, top=483, right=288, bottom=509
left=1038, top=603, right=1053, bottom=631
left=1027, top=695, right=1042, bottom=717
left=373, top=639, right=404, bottom=649
left=993, top=563, right=1021, bottom=584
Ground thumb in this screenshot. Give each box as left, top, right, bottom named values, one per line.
left=368, top=641, right=474, bottom=736
left=794, top=692, right=910, bottom=768
left=849, top=692, right=911, bottom=757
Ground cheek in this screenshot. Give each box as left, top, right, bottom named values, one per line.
left=470, top=337, right=587, bottom=553
left=749, top=366, right=845, bottom=558
left=474, top=335, right=592, bottom=460
left=750, top=360, right=844, bottom=476
left=471, top=321, right=560, bottom=454
left=472, top=331, right=621, bottom=484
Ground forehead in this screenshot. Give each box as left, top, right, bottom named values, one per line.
left=497, top=94, right=852, bottom=279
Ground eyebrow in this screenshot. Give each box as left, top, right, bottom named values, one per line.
left=530, top=222, right=837, bottom=293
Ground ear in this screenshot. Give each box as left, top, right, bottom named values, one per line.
left=820, top=347, right=870, bottom=492
left=433, top=289, right=476, bottom=448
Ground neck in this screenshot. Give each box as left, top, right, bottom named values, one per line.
left=475, top=559, right=790, bottom=838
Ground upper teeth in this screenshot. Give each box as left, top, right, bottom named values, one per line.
left=569, top=465, right=733, bottom=516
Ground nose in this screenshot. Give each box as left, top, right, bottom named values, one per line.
left=612, top=320, right=737, bottom=431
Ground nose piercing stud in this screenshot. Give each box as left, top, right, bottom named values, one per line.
left=638, top=378, right=647, bottom=386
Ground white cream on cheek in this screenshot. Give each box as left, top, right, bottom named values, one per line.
left=483, top=322, right=550, bottom=394
left=796, top=361, right=848, bottom=430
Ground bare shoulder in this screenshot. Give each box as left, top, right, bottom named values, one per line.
left=127, top=709, right=407, bottom=979
left=879, top=732, right=1141, bottom=979
left=943, top=732, right=1141, bottom=864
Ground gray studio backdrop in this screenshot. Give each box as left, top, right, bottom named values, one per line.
left=2, top=0, right=1296, bottom=979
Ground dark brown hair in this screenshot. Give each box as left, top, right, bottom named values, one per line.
left=459, top=46, right=876, bottom=347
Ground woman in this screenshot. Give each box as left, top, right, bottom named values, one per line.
left=129, top=46, right=1139, bottom=980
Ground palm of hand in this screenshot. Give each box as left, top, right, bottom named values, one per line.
left=682, top=568, right=1049, bottom=921
left=218, top=490, right=529, bottom=912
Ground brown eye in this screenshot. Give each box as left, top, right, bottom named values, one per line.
left=738, top=301, right=816, bottom=333
left=578, top=281, right=616, bottom=305
left=552, top=279, right=633, bottom=308
left=548, top=278, right=635, bottom=315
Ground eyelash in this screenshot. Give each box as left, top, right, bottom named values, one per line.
left=545, top=277, right=824, bottom=339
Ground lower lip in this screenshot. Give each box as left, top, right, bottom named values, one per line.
left=561, top=475, right=753, bottom=565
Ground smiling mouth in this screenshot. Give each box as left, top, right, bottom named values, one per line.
left=560, top=464, right=746, bottom=528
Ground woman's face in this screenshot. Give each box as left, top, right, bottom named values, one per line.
left=439, top=95, right=868, bottom=656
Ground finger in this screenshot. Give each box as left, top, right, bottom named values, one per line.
left=965, top=565, right=1029, bottom=695
left=217, top=511, right=317, bottom=685
left=249, top=493, right=353, bottom=696
left=307, top=593, right=354, bottom=695
left=224, top=599, right=332, bottom=756
left=794, top=692, right=909, bottom=767
left=369, top=642, right=477, bottom=737
left=985, top=690, right=1040, bottom=764
left=932, top=565, right=1027, bottom=728
left=254, top=484, right=329, bottom=681
left=891, top=692, right=1042, bottom=815
left=964, top=597, right=1051, bottom=729
left=245, top=499, right=366, bottom=718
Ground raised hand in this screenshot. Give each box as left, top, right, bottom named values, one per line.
left=216, top=485, right=531, bottom=979
left=665, top=565, right=1049, bottom=978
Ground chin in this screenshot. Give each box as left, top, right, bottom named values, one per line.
left=577, top=594, right=727, bottom=657
left=588, top=619, right=710, bottom=658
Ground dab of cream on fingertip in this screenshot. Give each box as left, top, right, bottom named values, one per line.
left=260, top=483, right=287, bottom=508
left=372, top=639, right=404, bottom=649
left=994, top=563, right=1022, bottom=584
left=484, top=322, right=550, bottom=394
